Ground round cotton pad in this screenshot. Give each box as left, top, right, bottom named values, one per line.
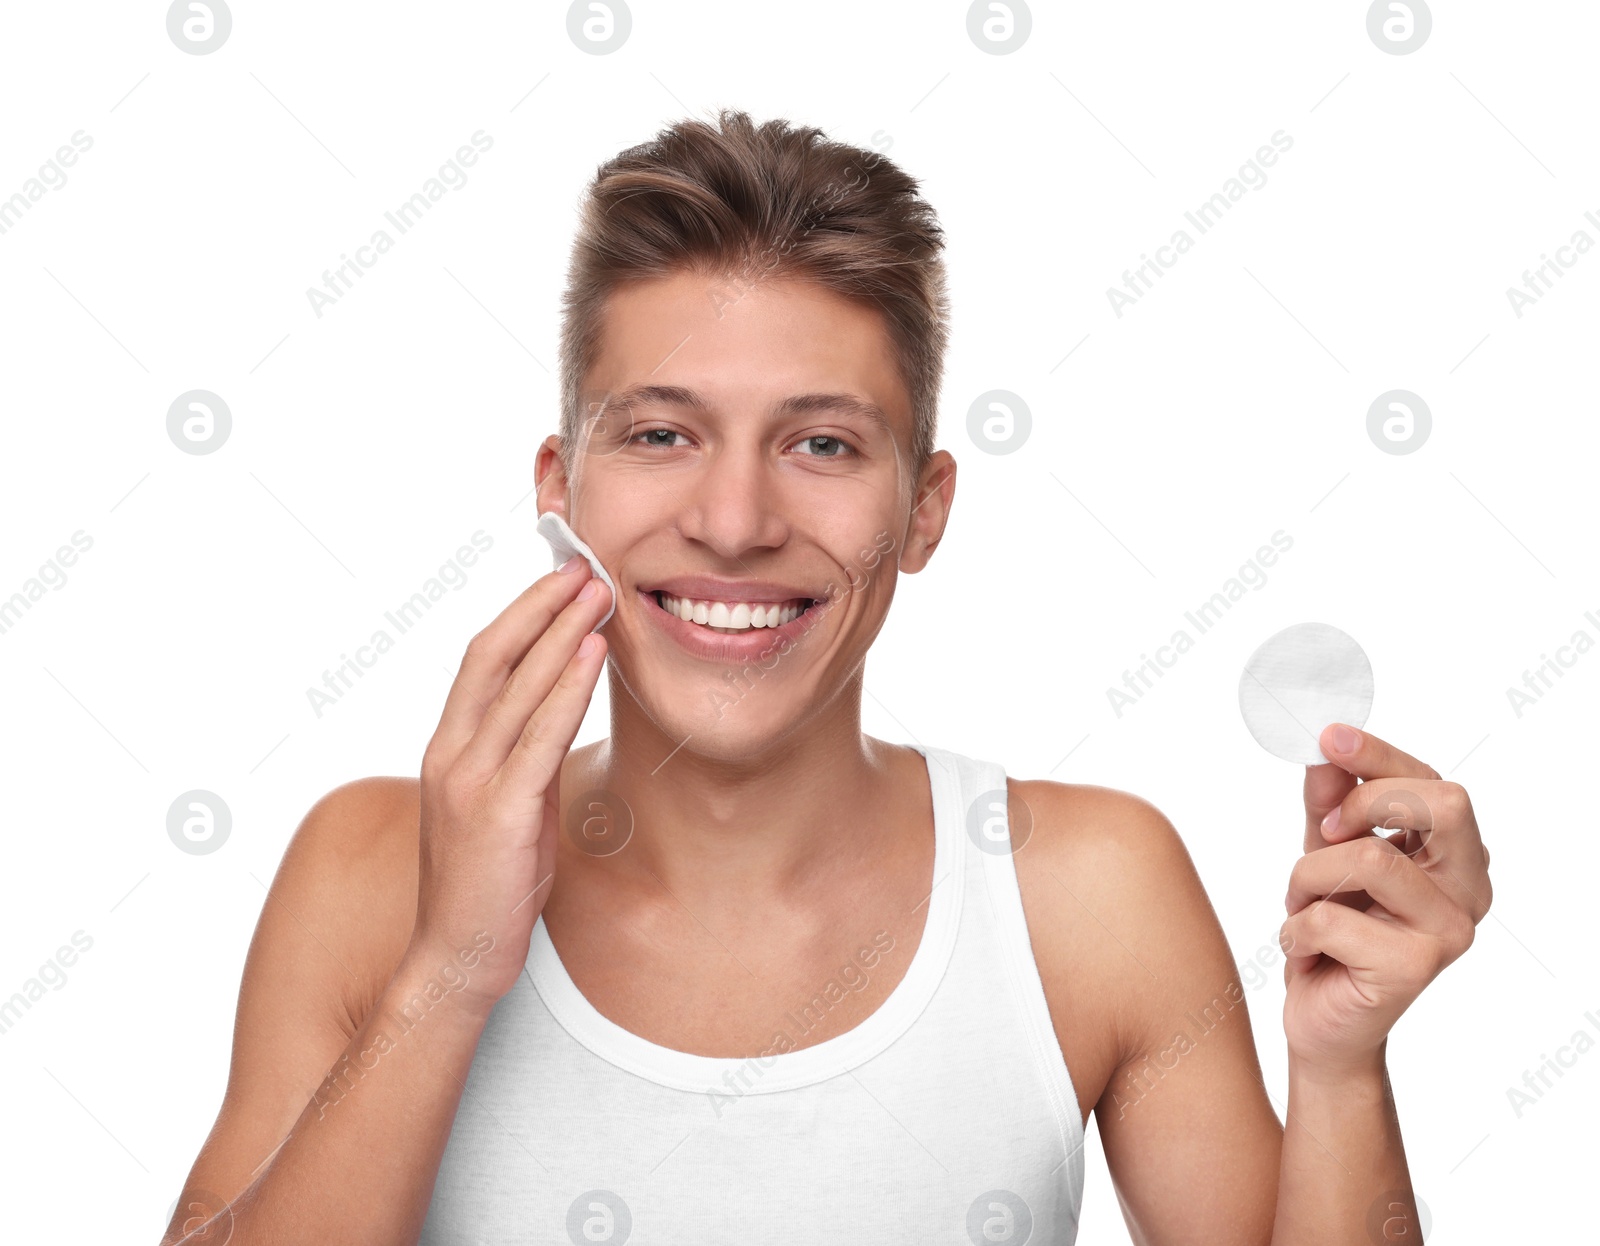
left=1238, top=622, right=1373, bottom=764
left=535, top=512, right=617, bottom=631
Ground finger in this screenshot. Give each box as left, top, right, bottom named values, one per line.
left=495, top=632, right=609, bottom=798
left=458, top=578, right=613, bottom=779
left=1317, top=723, right=1441, bottom=783
left=531, top=776, right=563, bottom=918
left=1322, top=778, right=1492, bottom=924
left=1279, top=895, right=1414, bottom=979
left=1293, top=833, right=1429, bottom=916
left=1285, top=836, right=1454, bottom=930
left=1304, top=760, right=1360, bottom=854
left=428, top=560, right=596, bottom=766
left=1324, top=825, right=1427, bottom=914
left=1281, top=890, right=1470, bottom=988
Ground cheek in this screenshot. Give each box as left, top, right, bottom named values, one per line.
left=570, top=482, right=661, bottom=560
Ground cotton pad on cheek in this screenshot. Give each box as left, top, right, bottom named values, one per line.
left=535, top=512, right=616, bottom=631
left=1238, top=621, right=1374, bottom=764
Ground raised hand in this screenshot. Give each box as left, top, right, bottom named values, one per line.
left=410, top=554, right=612, bottom=1013
left=1281, top=724, right=1491, bottom=1074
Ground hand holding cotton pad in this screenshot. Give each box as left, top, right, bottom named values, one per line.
left=1238, top=622, right=1373, bottom=764
left=535, top=512, right=616, bottom=631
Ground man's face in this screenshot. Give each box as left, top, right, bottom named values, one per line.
left=538, top=268, right=952, bottom=760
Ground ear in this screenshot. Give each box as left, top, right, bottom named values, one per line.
left=533, top=434, right=572, bottom=519
left=898, top=450, right=956, bottom=574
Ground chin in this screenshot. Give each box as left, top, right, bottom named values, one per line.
left=615, top=654, right=832, bottom=764
left=606, top=584, right=847, bottom=758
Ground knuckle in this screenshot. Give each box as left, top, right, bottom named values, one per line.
left=553, top=651, right=590, bottom=693
left=1427, top=920, right=1472, bottom=976
left=517, top=711, right=554, bottom=757
left=1359, top=835, right=1402, bottom=871
left=1436, top=781, right=1472, bottom=820
left=1406, top=946, right=1440, bottom=987
left=1371, top=787, right=1424, bottom=832
left=436, top=764, right=477, bottom=807
left=463, top=628, right=509, bottom=674
left=500, top=659, right=533, bottom=707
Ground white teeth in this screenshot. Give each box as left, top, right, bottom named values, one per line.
left=656, top=592, right=809, bottom=632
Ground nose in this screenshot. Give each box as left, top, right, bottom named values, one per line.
left=674, top=440, right=788, bottom=559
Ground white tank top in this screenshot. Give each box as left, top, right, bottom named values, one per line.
left=420, top=744, right=1087, bottom=1244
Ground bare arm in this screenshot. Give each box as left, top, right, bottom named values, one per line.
left=157, top=781, right=501, bottom=1246
left=1275, top=1049, right=1416, bottom=1243
left=1022, top=783, right=1432, bottom=1245
left=186, top=944, right=500, bottom=1244
left=162, top=557, right=612, bottom=1244
left=1018, top=782, right=1285, bottom=1245
left=1267, top=724, right=1488, bottom=1243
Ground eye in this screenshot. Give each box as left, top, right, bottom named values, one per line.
left=631, top=427, right=689, bottom=449
left=792, top=434, right=855, bottom=458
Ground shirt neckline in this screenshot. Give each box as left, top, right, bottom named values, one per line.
left=524, top=743, right=963, bottom=1095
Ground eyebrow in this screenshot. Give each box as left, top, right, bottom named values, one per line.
left=599, top=384, right=895, bottom=439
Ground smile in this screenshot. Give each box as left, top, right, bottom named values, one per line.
left=652, top=591, right=815, bottom=633
left=636, top=578, right=833, bottom=662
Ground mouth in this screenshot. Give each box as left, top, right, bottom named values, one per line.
left=648, top=589, right=821, bottom=634
left=635, top=576, right=835, bottom=662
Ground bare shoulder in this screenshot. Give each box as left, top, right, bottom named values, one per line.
left=290, top=775, right=421, bottom=1027
left=1006, top=778, right=1206, bottom=918
left=1004, top=777, right=1210, bottom=970
left=1004, top=778, right=1283, bottom=1232
left=243, top=775, right=422, bottom=1037
left=1003, top=778, right=1233, bottom=1121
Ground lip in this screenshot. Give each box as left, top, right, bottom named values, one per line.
left=641, top=573, right=824, bottom=604
left=637, top=586, right=833, bottom=663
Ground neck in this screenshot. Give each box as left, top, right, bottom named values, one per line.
left=575, top=665, right=902, bottom=905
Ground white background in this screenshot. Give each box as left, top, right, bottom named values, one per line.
left=0, top=1, right=1592, bottom=1240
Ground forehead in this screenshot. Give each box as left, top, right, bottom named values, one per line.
left=588, top=269, right=911, bottom=431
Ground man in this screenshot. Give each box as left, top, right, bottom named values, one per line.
left=162, top=110, right=1491, bottom=1245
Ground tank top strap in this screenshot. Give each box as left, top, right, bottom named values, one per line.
left=935, top=746, right=1089, bottom=1209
